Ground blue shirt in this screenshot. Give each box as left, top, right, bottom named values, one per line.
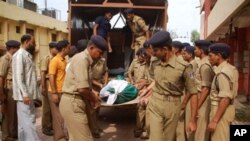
left=95, top=16, right=111, bottom=39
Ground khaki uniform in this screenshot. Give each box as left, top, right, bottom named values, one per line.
left=128, top=58, right=146, bottom=83
left=147, top=55, right=197, bottom=141
left=88, top=58, right=108, bottom=136
left=128, top=15, right=149, bottom=56
left=0, top=52, right=18, bottom=141
left=40, top=55, right=53, bottom=133
left=195, top=56, right=214, bottom=141
left=59, top=50, right=93, bottom=141
left=209, top=61, right=238, bottom=141
left=185, top=59, right=198, bottom=141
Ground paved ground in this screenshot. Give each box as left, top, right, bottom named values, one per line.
left=36, top=105, right=148, bottom=141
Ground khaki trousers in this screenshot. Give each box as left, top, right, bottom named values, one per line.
left=195, top=97, right=210, bottom=141
left=147, top=94, right=181, bottom=141
left=59, top=94, right=93, bottom=141
left=42, top=91, right=53, bottom=132
left=135, top=103, right=149, bottom=134
left=1, top=88, right=18, bottom=141
left=176, top=96, right=186, bottom=141
left=48, top=93, right=66, bottom=141
left=210, top=104, right=235, bottom=141
left=85, top=100, right=100, bottom=134
left=185, top=99, right=195, bottom=141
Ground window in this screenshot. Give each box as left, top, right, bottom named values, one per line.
left=16, top=26, right=20, bottom=33
left=26, top=28, right=34, bottom=35
left=51, top=33, right=57, bottom=41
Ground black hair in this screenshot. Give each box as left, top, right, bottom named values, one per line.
left=56, top=39, right=69, bottom=52
left=21, top=34, right=32, bottom=44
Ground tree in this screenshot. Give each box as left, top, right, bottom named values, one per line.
left=191, top=30, right=200, bottom=43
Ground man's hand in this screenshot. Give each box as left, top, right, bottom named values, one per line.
left=51, top=94, right=59, bottom=104
left=23, top=96, right=32, bottom=105
left=187, top=120, right=197, bottom=134
left=207, top=120, right=218, bottom=132
left=136, top=79, right=148, bottom=90
left=41, top=88, right=47, bottom=96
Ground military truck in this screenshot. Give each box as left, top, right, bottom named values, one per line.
left=68, top=0, right=168, bottom=70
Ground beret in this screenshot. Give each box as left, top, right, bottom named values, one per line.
left=5, top=40, right=20, bottom=48
left=194, top=40, right=211, bottom=50
left=182, top=42, right=191, bottom=47
left=147, top=31, right=172, bottom=47
left=77, top=39, right=88, bottom=52
left=143, top=41, right=150, bottom=49
left=49, top=41, right=57, bottom=48
left=90, top=35, right=108, bottom=51
left=172, top=41, right=184, bottom=49
left=124, top=8, right=134, bottom=14
left=209, top=43, right=230, bottom=57
left=183, top=46, right=195, bottom=55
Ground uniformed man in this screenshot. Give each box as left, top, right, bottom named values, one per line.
left=59, top=35, right=107, bottom=141
left=48, top=40, right=70, bottom=141
left=0, top=40, right=20, bottom=141
left=207, top=43, right=238, bottom=141
left=172, top=41, right=184, bottom=59
left=89, top=57, right=108, bottom=138
left=124, top=8, right=149, bottom=57
left=194, top=40, right=214, bottom=141
left=182, top=46, right=199, bottom=141
left=128, top=48, right=147, bottom=85
left=93, top=11, right=113, bottom=53
left=40, top=41, right=58, bottom=136
left=146, top=31, right=198, bottom=141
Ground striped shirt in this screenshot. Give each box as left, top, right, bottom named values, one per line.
left=12, top=48, right=40, bottom=100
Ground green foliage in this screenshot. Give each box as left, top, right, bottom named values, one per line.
left=191, top=30, right=200, bottom=43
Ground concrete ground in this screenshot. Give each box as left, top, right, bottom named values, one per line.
left=36, top=105, right=148, bottom=141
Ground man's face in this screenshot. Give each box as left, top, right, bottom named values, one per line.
left=153, top=47, right=166, bottom=61
left=182, top=51, right=192, bottom=62
left=50, top=48, right=58, bottom=56
left=208, top=52, right=219, bottom=66
left=90, top=47, right=103, bottom=60
left=126, top=13, right=134, bottom=21
left=194, top=46, right=202, bottom=57
left=105, top=13, right=113, bottom=21
left=62, top=44, right=71, bottom=56
left=26, top=37, right=36, bottom=55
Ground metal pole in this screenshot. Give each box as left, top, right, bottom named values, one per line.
left=45, top=0, right=48, bottom=15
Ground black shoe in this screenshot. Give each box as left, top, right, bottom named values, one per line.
left=134, top=130, right=142, bottom=138
left=93, top=132, right=101, bottom=138
left=42, top=129, right=54, bottom=136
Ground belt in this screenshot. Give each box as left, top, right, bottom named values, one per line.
left=63, top=93, right=83, bottom=100
left=152, top=93, right=181, bottom=102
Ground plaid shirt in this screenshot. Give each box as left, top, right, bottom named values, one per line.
left=12, top=48, right=40, bottom=100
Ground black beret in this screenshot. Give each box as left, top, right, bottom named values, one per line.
left=124, top=8, right=134, bottom=14
left=194, top=40, right=211, bottom=50
left=172, top=41, right=184, bottom=49
left=77, top=39, right=88, bottom=52
left=183, top=46, right=195, bottom=55
left=49, top=41, right=57, bottom=48
left=90, top=35, right=108, bottom=51
left=182, top=42, right=191, bottom=47
left=209, top=43, right=230, bottom=57
left=143, top=41, right=150, bottom=49
left=147, top=31, right=172, bottom=47
left=5, top=40, right=20, bottom=48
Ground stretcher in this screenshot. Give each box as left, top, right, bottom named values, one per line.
left=101, top=96, right=139, bottom=107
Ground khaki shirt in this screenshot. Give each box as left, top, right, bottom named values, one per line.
left=144, top=56, right=160, bottom=82
left=0, top=52, right=13, bottom=88
left=128, top=15, right=149, bottom=37
left=210, top=61, right=239, bottom=104
left=153, top=55, right=197, bottom=96
left=40, top=54, right=53, bottom=78
left=128, top=59, right=146, bottom=82
left=190, top=59, right=198, bottom=73
left=92, top=58, right=108, bottom=80
left=195, top=56, right=214, bottom=92
left=62, top=50, right=93, bottom=95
